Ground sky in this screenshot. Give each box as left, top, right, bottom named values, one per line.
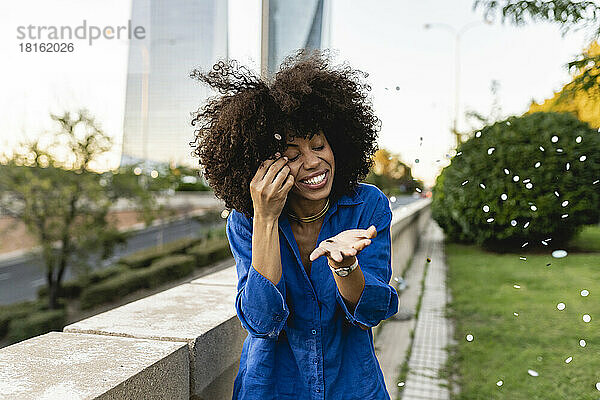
left=0, top=0, right=592, bottom=186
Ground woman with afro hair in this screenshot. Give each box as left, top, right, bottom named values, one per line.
left=190, top=48, right=399, bottom=399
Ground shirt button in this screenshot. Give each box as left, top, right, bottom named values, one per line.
left=311, top=329, right=317, bottom=335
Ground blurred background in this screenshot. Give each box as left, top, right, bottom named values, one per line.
left=1, top=1, right=599, bottom=398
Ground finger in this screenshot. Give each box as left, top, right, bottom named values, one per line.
left=279, top=173, right=295, bottom=194
left=263, top=156, right=289, bottom=185
left=331, top=249, right=344, bottom=263
left=309, top=246, right=327, bottom=261
left=272, top=164, right=290, bottom=189
left=352, top=238, right=372, bottom=251
left=368, top=225, right=378, bottom=238
left=341, top=247, right=357, bottom=257
left=254, top=157, right=278, bottom=182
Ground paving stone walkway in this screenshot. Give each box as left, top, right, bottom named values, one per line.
left=375, top=221, right=456, bottom=400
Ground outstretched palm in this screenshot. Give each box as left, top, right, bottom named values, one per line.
left=309, top=225, right=377, bottom=268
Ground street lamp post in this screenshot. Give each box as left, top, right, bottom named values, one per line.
left=424, top=21, right=490, bottom=148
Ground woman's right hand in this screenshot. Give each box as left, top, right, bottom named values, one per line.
left=250, top=152, right=295, bottom=220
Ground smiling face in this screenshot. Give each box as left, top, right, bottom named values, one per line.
left=284, top=131, right=335, bottom=202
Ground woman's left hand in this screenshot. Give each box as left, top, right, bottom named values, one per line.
left=309, top=225, right=377, bottom=268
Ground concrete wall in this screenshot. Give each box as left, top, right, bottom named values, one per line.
left=0, top=199, right=430, bottom=400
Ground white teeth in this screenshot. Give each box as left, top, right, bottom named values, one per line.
left=302, top=172, right=326, bottom=185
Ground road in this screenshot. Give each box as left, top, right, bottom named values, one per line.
left=0, top=195, right=418, bottom=306
left=0, top=218, right=223, bottom=305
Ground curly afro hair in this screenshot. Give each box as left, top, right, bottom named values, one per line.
left=190, top=48, right=382, bottom=219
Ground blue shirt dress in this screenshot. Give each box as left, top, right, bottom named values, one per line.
left=226, top=182, right=399, bottom=400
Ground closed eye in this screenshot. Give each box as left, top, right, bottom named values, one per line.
left=288, top=146, right=325, bottom=162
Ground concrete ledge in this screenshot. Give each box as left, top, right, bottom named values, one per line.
left=0, top=198, right=431, bottom=400
left=64, top=282, right=246, bottom=398
left=0, top=331, right=189, bottom=400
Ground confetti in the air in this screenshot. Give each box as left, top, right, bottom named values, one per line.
left=487, top=218, right=494, bottom=223
left=519, top=256, right=527, bottom=261
left=511, top=220, right=517, bottom=227
left=514, top=312, right=519, bottom=316
left=576, top=135, right=582, bottom=143
left=554, top=191, right=560, bottom=197
left=488, top=147, right=495, bottom=155
left=526, top=183, right=533, bottom=189
left=457, top=151, right=462, bottom=156
left=501, top=193, right=508, bottom=201
left=483, top=205, right=490, bottom=212
left=595, top=382, right=600, bottom=391
left=524, top=222, right=530, bottom=228
left=581, top=290, right=589, bottom=297
left=565, top=356, right=572, bottom=363
left=476, top=131, right=481, bottom=137
left=513, top=176, right=520, bottom=182
left=557, top=148, right=563, bottom=153
left=480, top=183, right=486, bottom=189
left=528, top=369, right=539, bottom=377
left=539, top=146, right=545, bottom=151
left=552, top=250, right=568, bottom=258
left=397, top=382, right=405, bottom=387
left=462, top=180, right=469, bottom=186
left=566, top=162, right=570, bottom=170
left=551, top=135, right=559, bottom=143
left=514, top=284, right=521, bottom=289
left=579, top=155, right=587, bottom=162
left=579, top=339, right=586, bottom=347
left=274, top=133, right=282, bottom=140
left=557, top=302, right=566, bottom=311
left=466, top=334, right=474, bottom=342
left=504, top=168, right=510, bottom=175
left=583, top=314, right=591, bottom=323
left=521, top=242, right=528, bottom=248
left=594, top=180, right=599, bottom=185
left=416, top=188, right=422, bottom=193
left=530, top=205, right=537, bottom=211
left=534, top=161, right=541, bottom=168
left=221, top=209, right=230, bottom=218
left=496, top=380, right=503, bottom=387
left=562, top=214, right=569, bottom=219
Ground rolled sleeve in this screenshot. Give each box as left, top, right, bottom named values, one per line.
left=227, top=210, right=289, bottom=340
left=335, top=196, right=399, bottom=328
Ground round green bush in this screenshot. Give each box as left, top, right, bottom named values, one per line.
left=432, top=112, right=600, bottom=247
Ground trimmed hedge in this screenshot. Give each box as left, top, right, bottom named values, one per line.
left=187, top=238, right=232, bottom=268
left=118, top=237, right=201, bottom=268
left=79, top=269, right=149, bottom=310
left=36, top=264, right=128, bottom=300
left=79, top=255, right=196, bottom=310
left=145, top=255, right=195, bottom=287
left=432, top=112, right=600, bottom=247
left=6, top=308, right=67, bottom=344
left=0, top=299, right=66, bottom=341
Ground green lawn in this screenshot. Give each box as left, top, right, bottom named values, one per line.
left=444, top=225, right=600, bottom=400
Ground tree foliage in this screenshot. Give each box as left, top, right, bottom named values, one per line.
left=432, top=112, right=600, bottom=248
left=0, top=109, right=155, bottom=309
left=364, top=148, right=423, bottom=194
left=529, top=41, right=600, bottom=126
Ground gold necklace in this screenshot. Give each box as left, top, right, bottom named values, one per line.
left=287, top=198, right=330, bottom=223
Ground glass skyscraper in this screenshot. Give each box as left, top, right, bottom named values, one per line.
left=121, top=0, right=228, bottom=167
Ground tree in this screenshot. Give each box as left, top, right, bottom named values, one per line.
left=0, top=110, right=155, bottom=309
left=474, top=0, right=600, bottom=99
left=528, top=41, right=600, bottom=127
left=365, top=148, right=423, bottom=194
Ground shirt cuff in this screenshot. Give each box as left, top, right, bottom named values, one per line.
left=236, top=264, right=289, bottom=339
left=335, top=268, right=399, bottom=328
